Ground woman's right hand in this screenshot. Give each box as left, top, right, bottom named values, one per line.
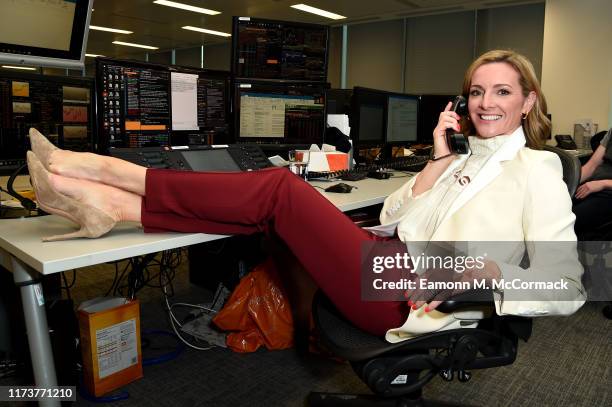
left=432, top=101, right=462, bottom=158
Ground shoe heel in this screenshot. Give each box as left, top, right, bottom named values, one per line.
left=43, top=229, right=91, bottom=242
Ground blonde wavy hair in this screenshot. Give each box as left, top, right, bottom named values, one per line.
left=460, top=49, right=550, bottom=149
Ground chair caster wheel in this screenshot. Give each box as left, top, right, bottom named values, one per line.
left=458, top=370, right=472, bottom=382
left=440, top=369, right=454, bottom=381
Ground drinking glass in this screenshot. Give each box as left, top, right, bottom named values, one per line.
left=288, top=150, right=310, bottom=179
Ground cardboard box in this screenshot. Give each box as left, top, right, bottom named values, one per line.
left=296, top=151, right=349, bottom=172
left=78, top=297, right=143, bottom=397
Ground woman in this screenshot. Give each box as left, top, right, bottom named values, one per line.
left=26, top=50, right=585, bottom=342
left=573, top=128, right=612, bottom=239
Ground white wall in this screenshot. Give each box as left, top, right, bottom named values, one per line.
left=404, top=11, right=475, bottom=94
left=542, top=0, right=612, bottom=136
left=347, top=19, right=404, bottom=92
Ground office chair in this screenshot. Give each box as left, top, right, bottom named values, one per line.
left=590, top=131, right=608, bottom=152
left=308, top=291, right=531, bottom=406
left=307, top=146, right=584, bottom=406
left=554, top=134, right=612, bottom=320
left=542, top=145, right=581, bottom=196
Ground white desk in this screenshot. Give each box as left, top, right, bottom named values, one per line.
left=310, top=173, right=411, bottom=212
left=0, top=172, right=412, bottom=406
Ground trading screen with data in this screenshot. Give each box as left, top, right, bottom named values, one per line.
left=96, top=58, right=229, bottom=151
left=234, top=81, right=326, bottom=145
left=232, top=17, right=328, bottom=81
left=0, top=71, right=94, bottom=174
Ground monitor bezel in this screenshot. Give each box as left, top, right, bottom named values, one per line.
left=95, top=57, right=230, bottom=153
left=0, top=0, right=92, bottom=69
left=231, top=78, right=329, bottom=146
left=231, top=16, right=330, bottom=82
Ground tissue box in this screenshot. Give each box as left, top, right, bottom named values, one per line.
left=307, top=151, right=349, bottom=172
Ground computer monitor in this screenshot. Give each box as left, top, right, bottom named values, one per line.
left=96, top=58, right=230, bottom=152
left=325, top=89, right=353, bottom=115
left=0, top=70, right=95, bottom=175
left=417, top=94, right=455, bottom=143
left=350, top=87, right=387, bottom=154
left=232, top=17, right=329, bottom=81
left=233, top=80, right=327, bottom=146
left=0, top=0, right=92, bottom=69
left=386, top=93, right=419, bottom=145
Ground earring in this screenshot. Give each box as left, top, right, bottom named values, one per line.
left=521, top=112, right=528, bottom=120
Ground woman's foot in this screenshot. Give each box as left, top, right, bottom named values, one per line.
left=27, top=152, right=141, bottom=241
left=46, top=171, right=142, bottom=225
left=29, top=128, right=147, bottom=196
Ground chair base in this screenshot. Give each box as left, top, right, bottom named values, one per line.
left=603, top=303, right=612, bottom=320
left=308, top=392, right=475, bottom=407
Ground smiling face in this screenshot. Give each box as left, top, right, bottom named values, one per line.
left=468, top=62, right=535, bottom=138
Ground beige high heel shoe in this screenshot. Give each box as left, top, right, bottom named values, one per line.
left=28, top=128, right=58, bottom=170
left=26, top=151, right=117, bottom=241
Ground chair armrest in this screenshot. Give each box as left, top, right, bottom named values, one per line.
left=436, top=289, right=494, bottom=313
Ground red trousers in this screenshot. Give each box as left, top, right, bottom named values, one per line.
left=141, top=167, right=406, bottom=335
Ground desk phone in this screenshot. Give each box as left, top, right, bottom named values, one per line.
left=110, top=145, right=272, bottom=172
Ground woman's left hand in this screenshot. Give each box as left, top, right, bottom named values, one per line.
left=575, top=180, right=605, bottom=199
left=405, top=261, right=501, bottom=312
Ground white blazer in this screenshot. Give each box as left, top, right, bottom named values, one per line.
left=368, top=128, right=586, bottom=343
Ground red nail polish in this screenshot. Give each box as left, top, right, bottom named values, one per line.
left=407, top=300, right=413, bottom=306
left=424, top=307, right=430, bottom=313
left=412, top=304, right=418, bottom=310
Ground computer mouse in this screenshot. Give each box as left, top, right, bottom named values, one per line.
left=325, top=182, right=355, bottom=193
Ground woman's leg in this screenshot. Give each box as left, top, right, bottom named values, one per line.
left=46, top=150, right=147, bottom=196
left=573, top=190, right=612, bottom=239
left=43, top=148, right=407, bottom=336
left=141, top=167, right=407, bottom=335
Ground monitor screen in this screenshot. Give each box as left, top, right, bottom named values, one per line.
left=96, top=58, right=229, bottom=152
left=350, top=87, right=387, bottom=148
left=386, top=94, right=419, bottom=144
left=180, top=149, right=241, bottom=172
left=0, top=70, right=94, bottom=175
left=233, top=81, right=327, bottom=145
left=232, top=17, right=329, bottom=81
left=0, top=0, right=92, bottom=69
left=417, top=94, right=455, bottom=143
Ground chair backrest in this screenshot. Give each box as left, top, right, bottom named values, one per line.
left=542, top=145, right=581, bottom=197
left=591, top=131, right=608, bottom=152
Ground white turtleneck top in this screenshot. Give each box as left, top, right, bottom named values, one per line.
left=384, top=133, right=514, bottom=242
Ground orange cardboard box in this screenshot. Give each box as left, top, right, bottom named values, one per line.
left=78, top=298, right=143, bottom=397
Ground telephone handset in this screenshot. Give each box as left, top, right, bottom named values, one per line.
left=445, top=95, right=469, bottom=154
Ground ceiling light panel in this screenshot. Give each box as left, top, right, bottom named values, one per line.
left=153, top=0, right=221, bottom=15
left=112, top=41, right=159, bottom=50
left=290, top=4, right=346, bottom=20
left=182, top=26, right=231, bottom=37
left=89, top=25, right=133, bottom=34
left=2, top=65, right=37, bottom=70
